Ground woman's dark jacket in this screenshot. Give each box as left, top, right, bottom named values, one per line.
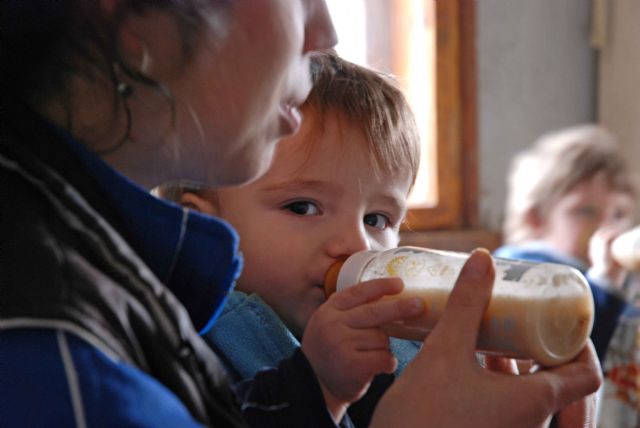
left=0, top=103, right=339, bottom=427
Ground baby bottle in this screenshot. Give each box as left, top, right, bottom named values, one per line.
left=324, top=247, right=594, bottom=366
left=612, top=225, right=640, bottom=271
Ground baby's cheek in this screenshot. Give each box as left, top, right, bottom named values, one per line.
left=302, top=297, right=324, bottom=323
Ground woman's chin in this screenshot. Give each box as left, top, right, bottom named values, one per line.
left=221, top=152, right=276, bottom=187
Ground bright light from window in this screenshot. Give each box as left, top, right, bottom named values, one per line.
left=325, top=0, right=368, bottom=66
left=325, top=0, right=437, bottom=208
left=405, top=0, right=436, bottom=207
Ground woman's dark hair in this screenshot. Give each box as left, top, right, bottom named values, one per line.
left=1, top=1, right=214, bottom=109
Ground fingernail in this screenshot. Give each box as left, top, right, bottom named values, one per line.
left=462, top=248, right=492, bottom=279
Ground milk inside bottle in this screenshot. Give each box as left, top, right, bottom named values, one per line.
left=324, top=247, right=594, bottom=366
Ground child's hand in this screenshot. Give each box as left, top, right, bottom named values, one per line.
left=301, top=278, right=424, bottom=422
left=588, top=222, right=630, bottom=291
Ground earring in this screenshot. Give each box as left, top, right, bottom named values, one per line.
left=96, top=62, right=135, bottom=155
left=140, top=44, right=151, bottom=74
left=98, top=56, right=177, bottom=156
left=117, top=81, right=135, bottom=99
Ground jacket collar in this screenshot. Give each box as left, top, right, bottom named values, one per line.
left=4, top=103, right=242, bottom=332
left=56, top=127, right=243, bottom=333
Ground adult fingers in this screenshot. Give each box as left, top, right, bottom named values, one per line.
left=528, top=342, right=602, bottom=414
left=554, top=392, right=598, bottom=428
left=426, top=248, right=495, bottom=356
left=483, top=356, right=536, bottom=374
left=483, top=355, right=519, bottom=374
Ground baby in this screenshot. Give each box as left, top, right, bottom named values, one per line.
left=158, top=51, right=421, bottom=426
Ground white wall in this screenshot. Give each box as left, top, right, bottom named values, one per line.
left=476, top=0, right=597, bottom=230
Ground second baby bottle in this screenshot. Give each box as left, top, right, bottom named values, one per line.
left=324, top=246, right=594, bottom=366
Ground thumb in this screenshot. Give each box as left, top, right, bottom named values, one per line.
left=426, top=248, right=495, bottom=355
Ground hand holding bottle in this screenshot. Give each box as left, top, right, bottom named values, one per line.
left=483, top=355, right=599, bottom=427
left=369, top=249, right=602, bottom=428
left=588, top=222, right=634, bottom=290
left=301, top=277, right=425, bottom=423
left=611, top=225, right=640, bottom=271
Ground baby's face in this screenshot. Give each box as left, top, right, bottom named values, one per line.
left=539, top=172, right=636, bottom=263
left=605, top=191, right=637, bottom=227
left=214, top=109, right=413, bottom=337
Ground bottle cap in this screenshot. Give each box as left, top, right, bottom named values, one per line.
left=323, top=250, right=379, bottom=298
left=529, top=264, right=594, bottom=366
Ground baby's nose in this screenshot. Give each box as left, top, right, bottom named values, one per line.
left=325, top=223, right=370, bottom=259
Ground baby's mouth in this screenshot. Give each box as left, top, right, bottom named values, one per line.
left=314, top=283, right=329, bottom=301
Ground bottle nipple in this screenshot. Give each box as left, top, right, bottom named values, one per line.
left=324, top=260, right=345, bottom=299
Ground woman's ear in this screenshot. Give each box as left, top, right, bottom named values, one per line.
left=117, top=20, right=152, bottom=74
left=180, top=192, right=219, bottom=216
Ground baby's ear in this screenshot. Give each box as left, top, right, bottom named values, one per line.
left=180, top=192, right=219, bottom=216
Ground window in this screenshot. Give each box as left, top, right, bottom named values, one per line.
left=326, top=0, right=476, bottom=231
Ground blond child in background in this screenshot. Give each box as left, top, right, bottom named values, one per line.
left=158, top=51, right=421, bottom=426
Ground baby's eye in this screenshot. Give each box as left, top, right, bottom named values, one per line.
left=611, top=208, right=631, bottom=221
left=363, top=213, right=391, bottom=230
left=284, top=200, right=320, bottom=216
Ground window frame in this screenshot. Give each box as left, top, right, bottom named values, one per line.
left=402, top=0, right=477, bottom=231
